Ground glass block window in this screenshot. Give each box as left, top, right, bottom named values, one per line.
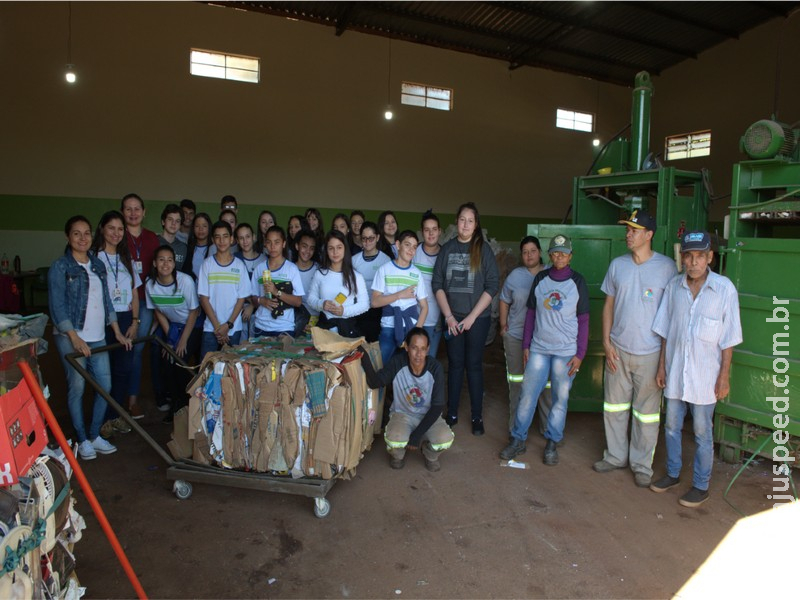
left=190, top=49, right=259, bottom=84
left=665, top=130, right=711, bottom=160
left=401, top=82, right=453, bottom=111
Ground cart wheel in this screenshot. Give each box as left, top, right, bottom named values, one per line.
left=173, top=480, right=193, bottom=500
left=313, top=497, right=331, bottom=518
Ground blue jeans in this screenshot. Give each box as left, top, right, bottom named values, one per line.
left=444, top=316, right=490, bottom=421
left=105, top=311, right=134, bottom=420
left=128, top=304, right=153, bottom=396
left=511, top=352, right=574, bottom=443
left=200, top=330, right=242, bottom=359
left=664, top=399, right=716, bottom=491
left=252, top=326, right=293, bottom=338
left=424, top=324, right=442, bottom=359
left=379, top=327, right=401, bottom=368
left=54, top=334, right=111, bottom=442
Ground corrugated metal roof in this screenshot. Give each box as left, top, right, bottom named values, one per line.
left=215, top=1, right=800, bottom=86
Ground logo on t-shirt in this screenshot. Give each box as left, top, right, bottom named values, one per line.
left=643, top=288, right=654, bottom=299
left=544, top=291, right=564, bottom=311
left=405, top=386, right=424, bottom=408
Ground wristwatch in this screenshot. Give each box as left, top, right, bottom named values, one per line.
left=226, top=321, right=234, bottom=329
left=276, top=290, right=282, bottom=298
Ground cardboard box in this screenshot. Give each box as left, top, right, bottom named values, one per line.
left=0, top=339, right=39, bottom=396
left=0, top=378, right=48, bottom=486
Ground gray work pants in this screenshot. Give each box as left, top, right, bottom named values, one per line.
left=602, top=348, right=662, bottom=476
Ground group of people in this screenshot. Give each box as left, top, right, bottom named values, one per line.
left=495, top=209, right=742, bottom=509
left=49, top=197, right=742, bottom=509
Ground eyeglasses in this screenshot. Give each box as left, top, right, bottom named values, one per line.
left=362, top=236, right=377, bottom=242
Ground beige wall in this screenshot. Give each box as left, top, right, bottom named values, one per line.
left=1, top=2, right=797, bottom=227
left=652, top=10, right=800, bottom=222
left=0, top=1, right=630, bottom=219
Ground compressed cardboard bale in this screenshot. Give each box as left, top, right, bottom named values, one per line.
left=167, top=406, right=193, bottom=460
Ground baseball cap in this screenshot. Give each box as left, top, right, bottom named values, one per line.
left=618, top=209, right=656, bottom=232
left=681, top=231, right=711, bottom=252
left=548, top=234, right=572, bottom=254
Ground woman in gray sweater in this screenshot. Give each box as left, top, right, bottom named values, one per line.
left=431, top=202, right=499, bottom=436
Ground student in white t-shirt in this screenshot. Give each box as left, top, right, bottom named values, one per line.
left=414, top=210, right=443, bottom=358
left=90, top=210, right=141, bottom=438
left=372, top=230, right=429, bottom=367
left=352, top=221, right=391, bottom=342
left=292, top=229, right=319, bottom=336
left=251, top=226, right=305, bottom=338
left=147, top=244, right=201, bottom=422
left=197, top=221, right=251, bottom=357
left=234, top=223, right=264, bottom=338
left=306, top=230, right=369, bottom=337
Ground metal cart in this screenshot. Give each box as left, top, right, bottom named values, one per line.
left=66, top=336, right=337, bottom=517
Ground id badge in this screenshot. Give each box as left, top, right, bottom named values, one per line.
left=112, top=288, right=123, bottom=304
left=133, top=260, right=143, bottom=274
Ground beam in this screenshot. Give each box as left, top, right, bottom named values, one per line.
left=334, top=2, right=357, bottom=37
left=625, top=2, right=740, bottom=40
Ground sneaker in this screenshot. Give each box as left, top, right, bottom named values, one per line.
left=500, top=438, right=526, bottom=461
left=91, top=437, right=117, bottom=455
left=593, top=459, right=625, bottom=473
left=634, top=472, right=652, bottom=488
left=100, top=421, right=114, bottom=440
left=679, top=487, right=709, bottom=508
left=471, top=419, right=485, bottom=436
left=650, top=475, right=680, bottom=493
left=157, top=402, right=171, bottom=412
left=111, top=417, right=132, bottom=434
left=445, top=414, right=458, bottom=427
left=543, top=439, right=559, bottom=466
left=77, top=440, right=97, bottom=460
left=129, top=403, right=145, bottom=420
left=390, top=456, right=405, bottom=470
left=424, top=457, right=441, bottom=472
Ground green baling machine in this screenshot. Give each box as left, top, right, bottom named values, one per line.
left=715, top=117, right=800, bottom=465
left=527, top=71, right=710, bottom=411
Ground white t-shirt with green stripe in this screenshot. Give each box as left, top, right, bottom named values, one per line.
left=413, top=245, right=441, bottom=327
left=197, top=255, right=251, bottom=333
left=372, top=260, right=428, bottom=328
left=250, top=259, right=305, bottom=333
left=146, top=272, right=199, bottom=324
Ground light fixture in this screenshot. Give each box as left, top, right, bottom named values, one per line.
left=65, top=64, right=76, bottom=84
left=383, top=38, right=393, bottom=121
left=592, top=138, right=601, bottom=147
left=64, top=2, right=76, bottom=84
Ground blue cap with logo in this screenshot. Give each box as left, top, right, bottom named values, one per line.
left=681, top=231, right=711, bottom=252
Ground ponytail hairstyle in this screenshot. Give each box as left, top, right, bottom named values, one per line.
left=91, top=210, right=135, bottom=275
left=152, top=244, right=179, bottom=294
left=456, top=202, right=485, bottom=272
left=420, top=209, right=440, bottom=229
left=265, top=225, right=288, bottom=259
left=520, top=235, right=543, bottom=265
left=187, top=212, right=213, bottom=263
left=321, top=230, right=357, bottom=295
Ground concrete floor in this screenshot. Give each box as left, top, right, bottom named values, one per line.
left=35, top=324, right=783, bottom=599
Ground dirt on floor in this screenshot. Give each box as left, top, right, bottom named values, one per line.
left=34, top=323, right=785, bottom=599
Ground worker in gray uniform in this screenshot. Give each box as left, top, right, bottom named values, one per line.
left=593, top=210, right=677, bottom=488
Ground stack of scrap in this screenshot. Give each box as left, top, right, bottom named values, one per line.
left=174, top=331, right=383, bottom=480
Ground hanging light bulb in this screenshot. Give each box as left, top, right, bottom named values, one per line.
left=592, top=138, right=601, bottom=147
left=383, top=39, right=393, bottom=121
left=384, top=107, right=394, bottom=120
left=65, top=63, right=77, bottom=84
left=64, top=2, right=77, bottom=84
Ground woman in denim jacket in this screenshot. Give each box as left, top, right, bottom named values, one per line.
left=49, top=215, right=132, bottom=461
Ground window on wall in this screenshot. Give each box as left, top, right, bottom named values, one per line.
left=401, top=82, right=453, bottom=111
left=190, top=49, right=260, bottom=83
left=556, top=109, right=594, bottom=132
left=665, top=130, right=711, bottom=160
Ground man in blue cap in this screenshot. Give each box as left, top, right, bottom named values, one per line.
left=650, top=231, right=742, bottom=508
left=593, top=209, right=677, bottom=488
